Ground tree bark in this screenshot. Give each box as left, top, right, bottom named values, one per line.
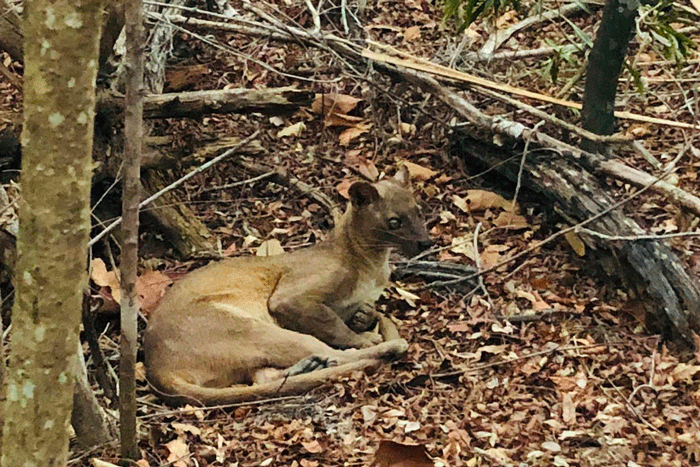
left=119, top=0, right=144, bottom=460
left=0, top=1, right=21, bottom=63
left=580, top=0, right=639, bottom=152
left=71, top=343, right=115, bottom=449
left=0, top=1, right=104, bottom=465
left=140, top=87, right=314, bottom=119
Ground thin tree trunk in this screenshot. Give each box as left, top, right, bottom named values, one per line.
left=119, top=0, right=144, bottom=460
left=0, top=1, right=104, bottom=466
left=580, top=0, right=639, bottom=152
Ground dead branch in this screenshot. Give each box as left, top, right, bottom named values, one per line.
left=398, top=69, right=700, bottom=344
left=141, top=87, right=314, bottom=118
left=97, top=87, right=314, bottom=120
left=478, top=2, right=593, bottom=56
left=89, top=131, right=261, bottom=249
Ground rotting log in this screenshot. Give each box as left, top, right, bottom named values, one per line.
left=399, top=70, right=700, bottom=346
left=0, top=1, right=21, bottom=63
left=140, top=170, right=215, bottom=257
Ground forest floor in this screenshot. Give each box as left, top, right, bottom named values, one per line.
left=3, top=0, right=700, bottom=466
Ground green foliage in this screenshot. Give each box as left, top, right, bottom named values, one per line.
left=444, top=0, right=521, bottom=32
left=623, top=60, right=645, bottom=94
left=540, top=40, right=579, bottom=84
left=638, top=0, right=696, bottom=64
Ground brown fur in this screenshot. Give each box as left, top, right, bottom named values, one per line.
left=144, top=167, right=431, bottom=405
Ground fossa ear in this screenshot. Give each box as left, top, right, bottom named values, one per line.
left=393, top=165, right=411, bottom=188
left=348, top=181, right=379, bottom=208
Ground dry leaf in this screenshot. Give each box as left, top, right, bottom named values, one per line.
left=562, top=392, right=576, bottom=424
left=312, top=93, right=361, bottom=116
left=91, top=460, right=120, bottom=467
left=541, top=441, right=562, bottom=452
left=402, top=25, right=421, bottom=42
left=447, top=323, right=471, bottom=333
left=452, top=195, right=469, bottom=213
left=564, top=231, right=586, bottom=257
left=339, top=122, right=372, bottom=146
left=403, top=421, right=421, bottom=433
left=336, top=179, right=354, bottom=199
left=134, top=361, right=146, bottom=382
left=256, top=239, right=285, bottom=257
left=277, top=121, right=306, bottom=138
left=171, top=422, right=202, bottom=436
left=301, top=440, right=324, bottom=453
left=165, top=437, right=190, bottom=467
left=465, top=190, right=515, bottom=212
left=480, top=244, right=509, bottom=269
left=395, top=287, right=420, bottom=307
left=450, top=236, right=476, bottom=260
left=362, top=405, right=377, bottom=424
left=136, top=270, right=172, bottom=316
left=401, top=161, right=437, bottom=181
left=135, top=460, right=150, bottom=467
left=325, top=112, right=365, bottom=127
left=90, top=258, right=121, bottom=304
left=373, top=440, right=432, bottom=467
left=345, top=153, right=379, bottom=181
left=691, top=0, right=700, bottom=14
left=399, top=122, right=416, bottom=135
left=492, top=211, right=528, bottom=229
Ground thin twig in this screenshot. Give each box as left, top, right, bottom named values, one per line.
left=201, top=170, right=275, bottom=192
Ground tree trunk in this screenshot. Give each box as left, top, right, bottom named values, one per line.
left=0, top=1, right=104, bottom=465
left=119, top=0, right=144, bottom=459
left=580, top=0, right=639, bottom=152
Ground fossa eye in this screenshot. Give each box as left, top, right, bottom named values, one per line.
left=388, top=217, right=402, bottom=229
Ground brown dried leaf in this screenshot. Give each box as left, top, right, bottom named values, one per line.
left=492, top=211, right=528, bottom=229
left=325, top=112, right=365, bottom=128
left=136, top=270, right=172, bottom=316
left=165, top=437, right=190, bottom=467
left=402, top=25, right=422, bottom=42
left=401, top=161, right=437, bottom=181
left=90, top=258, right=121, bottom=304
left=372, top=440, right=432, bottom=467
left=277, top=121, right=306, bottom=138
left=345, top=153, right=379, bottom=180
left=562, top=392, right=576, bottom=424
left=465, top=190, right=516, bottom=212
left=312, top=93, right=361, bottom=116
left=336, top=179, right=354, bottom=199
left=339, top=122, right=372, bottom=146
left=564, top=231, right=586, bottom=257
left=301, top=440, right=324, bottom=453
left=256, top=239, right=285, bottom=257
left=480, top=244, right=509, bottom=269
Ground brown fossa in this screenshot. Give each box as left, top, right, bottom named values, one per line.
left=144, top=166, right=432, bottom=405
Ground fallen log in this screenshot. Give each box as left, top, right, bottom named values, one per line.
left=401, top=70, right=700, bottom=344
left=97, top=87, right=314, bottom=120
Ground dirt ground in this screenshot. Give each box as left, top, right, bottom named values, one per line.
left=3, top=0, right=700, bottom=466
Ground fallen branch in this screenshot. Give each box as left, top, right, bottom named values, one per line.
left=88, top=131, right=261, bottom=247
left=397, top=69, right=700, bottom=344
left=478, top=2, right=592, bottom=56
left=97, top=87, right=314, bottom=119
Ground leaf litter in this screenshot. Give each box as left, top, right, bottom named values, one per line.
left=48, top=0, right=700, bottom=466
